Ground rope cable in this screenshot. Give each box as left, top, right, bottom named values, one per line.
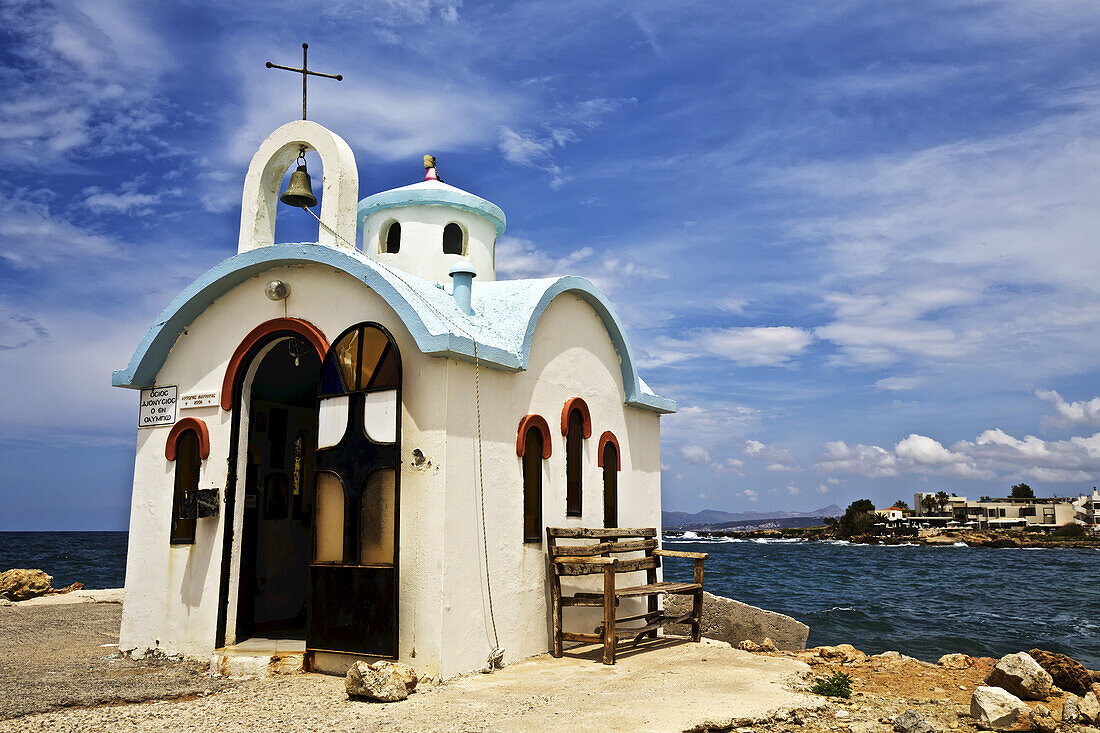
left=300, top=206, right=502, bottom=658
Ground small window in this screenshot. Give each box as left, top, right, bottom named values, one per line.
left=170, top=431, right=200, bottom=544
left=442, top=222, right=464, bottom=255
left=523, top=427, right=543, bottom=542
left=565, top=409, right=583, bottom=517
left=383, top=221, right=401, bottom=254
left=603, top=442, right=618, bottom=529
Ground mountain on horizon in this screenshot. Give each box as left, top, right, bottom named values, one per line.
left=661, top=504, right=842, bottom=528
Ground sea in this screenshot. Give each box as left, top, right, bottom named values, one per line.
left=2, top=531, right=1097, bottom=668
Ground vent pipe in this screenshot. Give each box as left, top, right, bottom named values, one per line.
left=449, top=262, right=477, bottom=315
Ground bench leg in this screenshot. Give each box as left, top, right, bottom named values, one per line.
left=602, top=564, right=616, bottom=664
left=691, top=589, right=703, bottom=642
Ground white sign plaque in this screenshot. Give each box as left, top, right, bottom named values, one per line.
left=180, top=391, right=218, bottom=409
left=138, top=386, right=177, bottom=428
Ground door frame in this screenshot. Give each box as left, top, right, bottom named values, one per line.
left=215, top=323, right=327, bottom=650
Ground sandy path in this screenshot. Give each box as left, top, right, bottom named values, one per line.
left=0, top=601, right=237, bottom=721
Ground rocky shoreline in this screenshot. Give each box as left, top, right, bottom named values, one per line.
left=677, top=527, right=1100, bottom=549
left=727, top=642, right=1100, bottom=733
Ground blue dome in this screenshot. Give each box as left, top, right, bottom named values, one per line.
left=357, top=180, right=506, bottom=237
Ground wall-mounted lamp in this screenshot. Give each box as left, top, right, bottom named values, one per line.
left=265, top=280, right=291, bottom=301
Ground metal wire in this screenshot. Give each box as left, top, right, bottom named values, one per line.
left=300, top=206, right=502, bottom=657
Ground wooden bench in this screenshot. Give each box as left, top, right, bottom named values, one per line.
left=546, top=527, right=708, bottom=664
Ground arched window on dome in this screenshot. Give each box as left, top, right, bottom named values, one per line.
left=442, top=222, right=465, bottom=255
left=383, top=220, right=401, bottom=254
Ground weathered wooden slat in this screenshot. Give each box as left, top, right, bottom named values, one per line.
left=561, top=596, right=605, bottom=607
left=547, top=527, right=657, bottom=539
left=560, top=631, right=602, bottom=643
left=603, top=563, right=616, bottom=664
left=550, top=538, right=659, bottom=556
left=653, top=548, right=709, bottom=560
left=614, top=581, right=701, bottom=597
left=555, top=560, right=619, bottom=576
left=608, top=556, right=659, bottom=574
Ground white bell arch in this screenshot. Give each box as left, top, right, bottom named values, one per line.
left=238, top=120, right=359, bottom=253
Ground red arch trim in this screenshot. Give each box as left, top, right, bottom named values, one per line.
left=560, top=397, right=592, bottom=438
left=597, top=431, right=621, bottom=470
left=165, top=417, right=211, bottom=461
left=220, top=317, right=329, bottom=410
left=516, top=414, right=553, bottom=459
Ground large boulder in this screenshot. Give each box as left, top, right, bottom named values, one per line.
left=985, top=652, right=1052, bottom=700
left=1027, top=648, right=1093, bottom=696
left=0, top=569, right=53, bottom=601
left=1081, top=690, right=1100, bottom=724
left=970, top=686, right=1033, bottom=731
left=662, top=591, right=809, bottom=651
left=345, top=660, right=418, bottom=702
left=938, top=653, right=973, bottom=669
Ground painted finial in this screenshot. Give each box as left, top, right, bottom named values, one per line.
left=424, top=154, right=441, bottom=182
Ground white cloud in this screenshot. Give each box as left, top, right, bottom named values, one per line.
left=742, top=439, right=798, bottom=467
left=1037, top=389, right=1100, bottom=429
left=875, top=376, right=926, bottom=392
left=816, top=484, right=830, bottom=494
left=787, top=484, right=801, bottom=495
left=742, top=489, right=759, bottom=502
left=677, top=445, right=711, bottom=466
left=817, top=440, right=900, bottom=478
left=0, top=195, right=120, bottom=269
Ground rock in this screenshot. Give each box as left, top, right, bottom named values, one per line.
left=1027, top=648, right=1094, bottom=695
left=938, top=653, right=973, bottom=669
left=662, top=591, right=809, bottom=650
left=761, top=637, right=779, bottom=653
left=345, top=660, right=418, bottom=702
left=893, top=709, right=936, bottom=733
left=970, top=686, right=1033, bottom=731
left=1081, top=691, right=1100, bottom=724
left=1028, top=710, right=1056, bottom=733
left=1063, top=695, right=1081, bottom=723
left=738, top=640, right=762, bottom=652
left=0, top=569, right=53, bottom=601
left=53, top=581, right=85, bottom=595
left=985, top=653, right=1053, bottom=701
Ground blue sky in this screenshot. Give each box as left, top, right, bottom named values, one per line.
left=4, top=0, right=1100, bottom=530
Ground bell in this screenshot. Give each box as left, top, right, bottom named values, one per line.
left=280, top=165, right=317, bottom=208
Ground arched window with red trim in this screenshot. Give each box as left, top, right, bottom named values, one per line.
left=561, top=398, right=591, bottom=518
left=598, top=431, right=621, bottom=528
left=517, top=415, right=551, bottom=543
left=170, top=430, right=200, bottom=544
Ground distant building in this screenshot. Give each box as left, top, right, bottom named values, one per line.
left=911, top=492, right=1080, bottom=529
left=1073, top=488, right=1099, bottom=526
left=880, top=507, right=906, bottom=522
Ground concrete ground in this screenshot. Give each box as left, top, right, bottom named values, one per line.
left=0, top=600, right=238, bottom=722
left=2, top=622, right=821, bottom=732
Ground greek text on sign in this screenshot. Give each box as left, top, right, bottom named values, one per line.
left=180, top=391, right=218, bottom=409
left=139, top=386, right=177, bottom=428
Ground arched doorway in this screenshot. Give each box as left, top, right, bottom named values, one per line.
left=234, top=336, right=322, bottom=643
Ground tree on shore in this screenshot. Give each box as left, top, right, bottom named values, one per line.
left=838, top=499, right=876, bottom=537
left=1011, top=483, right=1035, bottom=499
left=920, top=494, right=938, bottom=515
left=935, top=491, right=950, bottom=513
left=892, top=500, right=909, bottom=511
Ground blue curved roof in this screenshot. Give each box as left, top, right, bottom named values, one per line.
left=112, top=244, right=674, bottom=414
left=357, top=180, right=507, bottom=237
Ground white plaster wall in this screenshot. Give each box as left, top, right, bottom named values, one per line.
left=119, top=264, right=450, bottom=678
left=119, top=270, right=665, bottom=679
left=435, top=293, right=662, bottom=678
left=360, top=205, right=497, bottom=283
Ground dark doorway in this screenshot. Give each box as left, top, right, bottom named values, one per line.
left=236, top=337, right=321, bottom=641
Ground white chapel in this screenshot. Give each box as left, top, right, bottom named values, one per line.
left=113, top=119, right=675, bottom=678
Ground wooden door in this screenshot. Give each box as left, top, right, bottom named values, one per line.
left=308, top=323, right=401, bottom=657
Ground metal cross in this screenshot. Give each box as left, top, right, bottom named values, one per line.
left=266, top=43, right=343, bottom=121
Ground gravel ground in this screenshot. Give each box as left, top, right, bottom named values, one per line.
left=0, top=601, right=238, bottom=721
left=2, top=636, right=820, bottom=732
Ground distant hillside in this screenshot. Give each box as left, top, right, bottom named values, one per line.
left=662, top=504, right=842, bottom=529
